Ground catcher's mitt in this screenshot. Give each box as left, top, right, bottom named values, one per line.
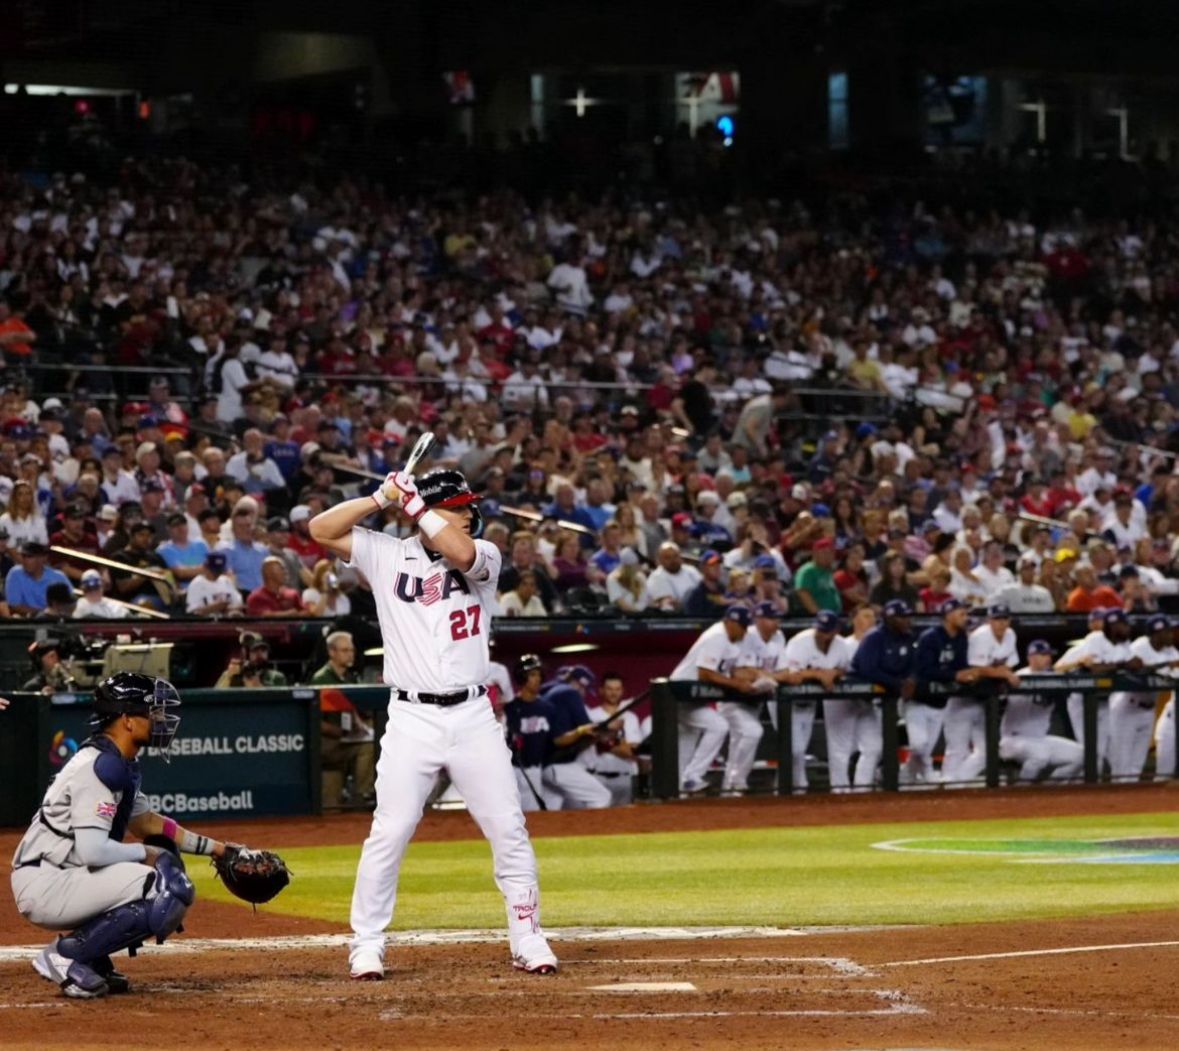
left=212, top=844, right=291, bottom=905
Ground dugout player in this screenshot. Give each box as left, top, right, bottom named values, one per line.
left=504, top=655, right=556, bottom=811
left=826, top=606, right=883, bottom=792
left=1109, top=614, right=1179, bottom=780
left=669, top=605, right=757, bottom=794
left=10, top=673, right=229, bottom=999
left=584, top=672, right=647, bottom=806
left=720, top=602, right=786, bottom=795
left=309, top=467, right=559, bottom=979
left=910, top=599, right=978, bottom=786
left=539, top=665, right=612, bottom=809
left=1001, top=640, right=1084, bottom=782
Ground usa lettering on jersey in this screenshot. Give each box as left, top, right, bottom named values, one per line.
left=518, top=715, right=550, bottom=734
left=394, top=569, right=472, bottom=604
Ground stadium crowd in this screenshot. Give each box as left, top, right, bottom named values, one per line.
left=0, top=158, right=1179, bottom=627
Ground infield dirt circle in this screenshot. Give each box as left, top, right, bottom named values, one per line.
left=2, top=786, right=1177, bottom=1051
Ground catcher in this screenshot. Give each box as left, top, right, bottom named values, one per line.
left=10, top=672, right=289, bottom=999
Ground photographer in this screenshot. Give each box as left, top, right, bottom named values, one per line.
left=215, top=632, right=289, bottom=688
left=23, top=638, right=76, bottom=693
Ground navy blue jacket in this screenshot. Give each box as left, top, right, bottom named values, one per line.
left=850, top=625, right=916, bottom=693
left=914, top=624, right=968, bottom=708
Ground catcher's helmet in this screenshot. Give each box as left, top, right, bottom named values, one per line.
left=417, top=468, right=483, bottom=537
left=91, top=672, right=182, bottom=761
left=515, top=653, right=543, bottom=685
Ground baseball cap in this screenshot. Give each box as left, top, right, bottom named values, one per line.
left=753, top=553, right=777, bottom=570
left=619, top=547, right=639, bottom=567
left=1027, top=639, right=1054, bottom=656
left=813, top=609, right=840, bottom=632
left=63, top=503, right=87, bottom=520
left=726, top=491, right=747, bottom=509
left=266, top=516, right=290, bottom=532
left=790, top=483, right=809, bottom=500
left=166, top=512, right=187, bottom=527
left=135, top=441, right=157, bottom=460
left=987, top=602, right=1011, bottom=619
left=883, top=598, right=913, bottom=617
left=185, top=483, right=207, bottom=499
left=1018, top=552, right=1038, bottom=567
left=97, top=503, right=118, bottom=521
left=289, top=505, right=312, bottom=524
left=205, top=551, right=228, bottom=572
left=80, top=570, right=102, bottom=589
left=811, top=502, right=831, bottom=518
left=671, top=512, right=694, bottom=529
left=130, top=521, right=153, bottom=535
left=724, top=605, right=753, bottom=627
left=565, top=665, right=596, bottom=688
left=754, top=601, right=782, bottom=621
left=1148, top=613, right=1170, bottom=634
left=940, top=597, right=966, bottom=614
left=21, top=540, right=48, bottom=556
left=922, top=520, right=941, bottom=535
left=700, top=549, right=723, bottom=566
left=812, top=537, right=835, bottom=552
left=1054, top=548, right=1079, bottom=563
left=1103, top=608, right=1128, bottom=627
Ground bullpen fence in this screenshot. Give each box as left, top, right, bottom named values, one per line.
left=647, top=674, right=1179, bottom=799
left=1, top=684, right=398, bottom=828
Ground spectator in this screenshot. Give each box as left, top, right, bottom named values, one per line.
left=7, top=541, right=72, bottom=617
left=302, top=559, right=352, bottom=617
left=246, top=557, right=307, bottom=617
left=219, top=506, right=268, bottom=593
left=309, top=630, right=376, bottom=808
left=265, top=516, right=310, bottom=589
left=186, top=551, right=243, bottom=616
left=1067, top=561, right=1124, bottom=613
left=287, top=505, right=326, bottom=569
left=109, top=521, right=171, bottom=609
left=157, top=512, right=208, bottom=591
left=606, top=548, right=651, bottom=614
left=590, top=521, right=625, bottom=577
left=647, top=541, right=703, bottom=613
left=834, top=543, right=872, bottom=611
left=551, top=533, right=593, bottom=593
left=500, top=570, right=548, bottom=618
left=38, top=581, right=77, bottom=621
left=0, top=481, right=48, bottom=547
left=227, top=428, right=287, bottom=495
left=794, top=537, right=841, bottom=615
left=73, top=569, right=129, bottom=619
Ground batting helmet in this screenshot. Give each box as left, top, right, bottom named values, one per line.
left=515, top=653, right=543, bottom=685
left=91, top=673, right=182, bottom=761
left=417, top=468, right=483, bottom=537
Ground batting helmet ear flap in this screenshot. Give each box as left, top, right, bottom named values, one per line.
left=468, top=505, right=484, bottom=539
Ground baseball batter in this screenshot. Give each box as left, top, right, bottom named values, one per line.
left=9, top=674, right=221, bottom=999
left=308, top=468, right=558, bottom=979
left=943, top=604, right=1021, bottom=783
left=1055, top=607, right=1141, bottom=774
left=670, top=606, right=756, bottom=793
left=1109, top=614, right=1179, bottom=780
left=1001, top=640, right=1084, bottom=782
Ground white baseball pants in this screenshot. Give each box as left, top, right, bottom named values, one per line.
left=1066, top=694, right=1110, bottom=775
left=542, top=762, right=611, bottom=809
left=717, top=701, right=764, bottom=791
left=941, top=697, right=986, bottom=784
left=1108, top=694, right=1160, bottom=781
left=1156, top=700, right=1175, bottom=779
left=999, top=732, right=1083, bottom=782
left=678, top=703, right=729, bottom=786
left=824, top=699, right=882, bottom=792
left=765, top=699, right=820, bottom=790
left=350, top=697, right=543, bottom=963
left=902, top=701, right=945, bottom=785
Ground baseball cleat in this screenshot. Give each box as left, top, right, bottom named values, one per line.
left=680, top=777, right=710, bottom=795
left=92, top=955, right=131, bottom=994
left=513, top=933, right=558, bottom=975
left=34, top=944, right=109, bottom=999
left=349, top=948, right=385, bottom=981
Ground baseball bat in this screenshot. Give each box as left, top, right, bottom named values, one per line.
left=500, top=505, right=596, bottom=537
left=404, top=431, right=435, bottom=476
left=51, top=546, right=173, bottom=584
left=588, top=688, right=651, bottom=734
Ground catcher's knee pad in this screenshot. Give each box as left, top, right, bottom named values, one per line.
left=59, top=901, right=152, bottom=964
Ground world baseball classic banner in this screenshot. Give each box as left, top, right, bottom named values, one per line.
left=26, top=688, right=321, bottom=822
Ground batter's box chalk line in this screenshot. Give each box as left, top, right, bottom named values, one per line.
left=0, top=924, right=906, bottom=964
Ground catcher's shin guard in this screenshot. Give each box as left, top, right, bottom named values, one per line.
left=59, top=854, right=195, bottom=963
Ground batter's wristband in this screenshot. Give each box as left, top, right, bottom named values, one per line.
left=418, top=509, right=447, bottom=538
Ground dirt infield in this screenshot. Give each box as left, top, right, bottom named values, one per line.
left=1, top=785, right=1177, bottom=1050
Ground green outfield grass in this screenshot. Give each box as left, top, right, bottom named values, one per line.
left=193, top=811, right=1179, bottom=930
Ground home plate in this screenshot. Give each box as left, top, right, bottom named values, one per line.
left=587, top=982, right=697, bottom=993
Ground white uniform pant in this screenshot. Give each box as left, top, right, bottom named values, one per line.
left=542, top=762, right=612, bottom=809
left=11, top=859, right=156, bottom=931
left=1156, top=700, right=1175, bottom=779
left=718, top=701, right=765, bottom=791
left=903, top=701, right=945, bottom=784
left=999, top=733, right=1083, bottom=782
left=591, top=771, right=634, bottom=806
left=514, top=766, right=547, bottom=811
left=942, top=697, right=987, bottom=784
left=678, top=703, right=729, bottom=786
left=350, top=698, right=541, bottom=961
left=1108, top=693, right=1161, bottom=781
left=765, top=699, right=820, bottom=790
left=1067, top=694, right=1110, bottom=774
left=824, top=699, right=883, bottom=792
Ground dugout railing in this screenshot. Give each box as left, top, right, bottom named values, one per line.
left=647, top=675, right=1179, bottom=799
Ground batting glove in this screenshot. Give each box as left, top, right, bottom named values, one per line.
left=392, top=470, right=426, bottom=519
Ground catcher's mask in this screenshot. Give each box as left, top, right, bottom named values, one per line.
left=91, top=672, right=182, bottom=762
left=417, top=468, right=483, bottom=538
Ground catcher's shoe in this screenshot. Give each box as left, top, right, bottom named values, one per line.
left=349, top=947, right=385, bottom=982
left=92, top=955, right=131, bottom=994
left=33, top=942, right=109, bottom=999
left=512, top=933, right=558, bottom=975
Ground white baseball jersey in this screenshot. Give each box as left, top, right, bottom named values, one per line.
left=670, top=621, right=743, bottom=681
left=1003, top=666, right=1056, bottom=738
left=1056, top=631, right=1132, bottom=669
left=185, top=573, right=244, bottom=614
left=348, top=528, right=502, bottom=691
left=1123, top=637, right=1179, bottom=704
left=738, top=628, right=787, bottom=673
left=586, top=706, right=647, bottom=775
left=967, top=624, right=1019, bottom=668
left=781, top=630, right=854, bottom=673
